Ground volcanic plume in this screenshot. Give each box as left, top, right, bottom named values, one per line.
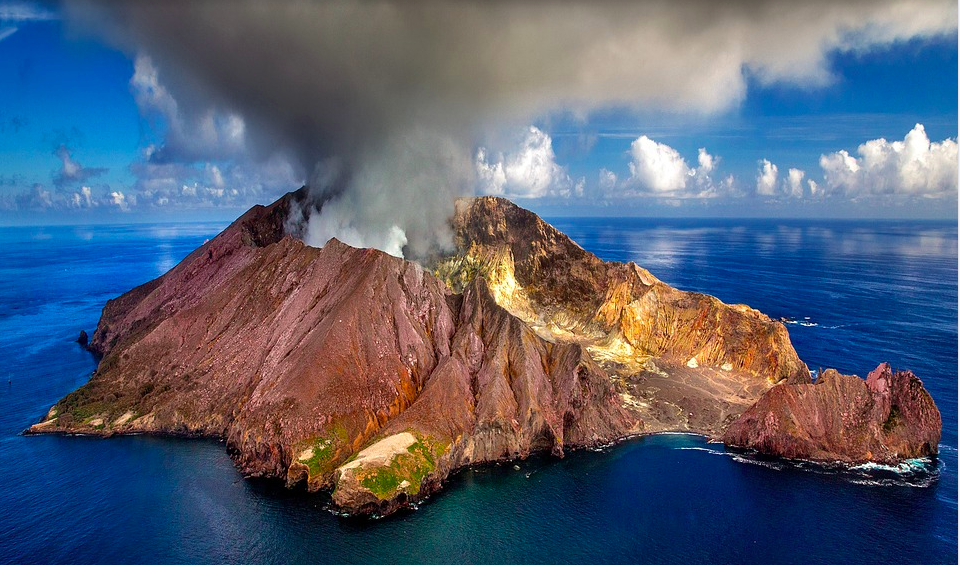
left=65, top=0, right=957, bottom=256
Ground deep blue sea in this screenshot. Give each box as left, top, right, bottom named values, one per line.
left=0, top=218, right=956, bottom=565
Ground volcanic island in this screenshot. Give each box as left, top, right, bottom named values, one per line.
left=28, top=189, right=942, bottom=516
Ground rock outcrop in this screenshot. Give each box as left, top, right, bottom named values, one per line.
left=26, top=189, right=942, bottom=515
left=76, top=330, right=89, bottom=348
left=433, top=196, right=810, bottom=436
left=722, top=363, right=942, bottom=463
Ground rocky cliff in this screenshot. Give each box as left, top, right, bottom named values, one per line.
left=433, top=197, right=810, bottom=436
left=27, top=189, right=941, bottom=515
left=723, top=363, right=941, bottom=463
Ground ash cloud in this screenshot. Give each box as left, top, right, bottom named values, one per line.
left=65, top=1, right=957, bottom=256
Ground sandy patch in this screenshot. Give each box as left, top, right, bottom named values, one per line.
left=297, top=447, right=315, bottom=461
left=338, top=432, right=417, bottom=472
left=133, top=413, right=156, bottom=428
left=618, top=360, right=774, bottom=436
left=88, top=418, right=104, bottom=427
left=113, top=411, right=135, bottom=426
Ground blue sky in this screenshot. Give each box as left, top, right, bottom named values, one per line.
left=0, top=2, right=957, bottom=226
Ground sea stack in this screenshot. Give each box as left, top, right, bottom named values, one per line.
left=27, top=189, right=942, bottom=515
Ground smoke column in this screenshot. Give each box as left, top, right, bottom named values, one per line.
left=67, top=1, right=956, bottom=256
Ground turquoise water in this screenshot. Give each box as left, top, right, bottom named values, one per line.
left=0, top=219, right=955, bottom=564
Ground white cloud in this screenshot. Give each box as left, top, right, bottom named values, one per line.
left=628, top=136, right=690, bottom=193
left=755, top=161, right=814, bottom=199
left=206, top=164, right=225, bottom=189
left=71, top=186, right=94, bottom=209
left=131, top=155, right=301, bottom=209
left=756, top=159, right=779, bottom=196
left=2, top=184, right=147, bottom=213
left=819, top=124, right=958, bottom=198
left=15, top=184, right=52, bottom=209
left=697, top=148, right=716, bottom=173
left=131, top=54, right=248, bottom=162
left=110, top=191, right=129, bottom=211
left=691, top=148, right=722, bottom=194
left=130, top=55, right=176, bottom=116
left=52, top=144, right=107, bottom=188
left=573, top=177, right=585, bottom=198
left=475, top=148, right=507, bottom=195
left=476, top=126, right=572, bottom=198
left=785, top=168, right=805, bottom=198
left=623, top=137, right=724, bottom=197
left=599, top=168, right=618, bottom=190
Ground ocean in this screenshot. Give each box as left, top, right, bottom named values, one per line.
left=0, top=218, right=955, bottom=565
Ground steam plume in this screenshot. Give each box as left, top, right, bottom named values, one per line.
left=66, top=1, right=957, bottom=256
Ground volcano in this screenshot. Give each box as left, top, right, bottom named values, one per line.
left=28, top=189, right=941, bottom=515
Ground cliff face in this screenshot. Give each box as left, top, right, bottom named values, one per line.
left=433, top=197, right=810, bottom=436
left=27, top=190, right=941, bottom=515
left=722, top=363, right=941, bottom=463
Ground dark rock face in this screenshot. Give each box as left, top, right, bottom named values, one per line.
left=722, top=363, right=942, bottom=463
left=76, top=330, right=89, bottom=348
left=26, top=189, right=942, bottom=515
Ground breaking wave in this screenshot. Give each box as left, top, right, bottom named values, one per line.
left=780, top=316, right=848, bottom=330
left=677, top=445, right=942, bottom=487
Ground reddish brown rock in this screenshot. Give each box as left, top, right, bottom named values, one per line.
left=28, top=189, right=640, bottom=514
left=27, top=188, right=938, bottom=515
left=722, top=363, right=942, bottom=463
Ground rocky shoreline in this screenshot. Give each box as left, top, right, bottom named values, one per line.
left=27, top=189, right=942, bottom=516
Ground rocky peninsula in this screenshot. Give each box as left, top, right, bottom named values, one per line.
left=28, top=189, right=941, bottom=516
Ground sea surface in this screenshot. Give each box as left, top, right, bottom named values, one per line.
left=0, top=218, right=955, bottom=565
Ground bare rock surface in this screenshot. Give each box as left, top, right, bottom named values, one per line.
left=433, top=196, right=811, bottom=438
left=27, top=189, right=942, bottom=515
left=722, top=363, right=941, bottom=463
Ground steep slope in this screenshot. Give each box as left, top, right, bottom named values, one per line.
left=433, top=196, right=809, bottom=435
left=723, top=363, right=941, bottom=463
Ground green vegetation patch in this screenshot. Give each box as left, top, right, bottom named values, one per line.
left=356, top=434, right=446, bottom=500
left=56, top=385, right=114, bottom=424
left=297, top=423, right=349, bottom=478
left=54, top=372, right=173, bottom=428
